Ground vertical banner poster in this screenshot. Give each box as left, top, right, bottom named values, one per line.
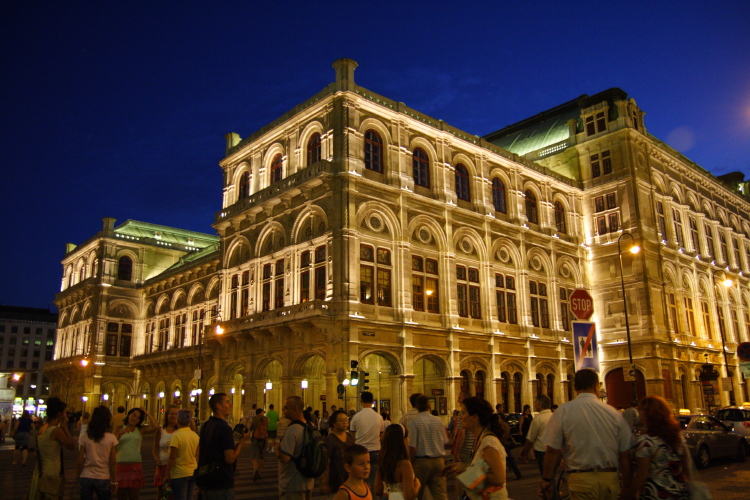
left=573, top=321, right=599, bottom=372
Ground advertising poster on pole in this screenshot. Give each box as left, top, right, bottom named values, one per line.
left=573, top=321, right=599, bottom=372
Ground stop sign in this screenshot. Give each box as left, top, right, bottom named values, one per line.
left=570, top=289, right=594, bottom=320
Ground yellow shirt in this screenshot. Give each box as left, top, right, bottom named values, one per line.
left=169, top=427, right=200, bottom=479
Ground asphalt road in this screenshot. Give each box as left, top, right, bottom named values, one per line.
left=2, top=435, right=748, bottom=499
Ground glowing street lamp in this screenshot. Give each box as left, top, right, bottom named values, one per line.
left=617, top=232, right=640, bottom=404
left=717, top=276, right=736, bottom=405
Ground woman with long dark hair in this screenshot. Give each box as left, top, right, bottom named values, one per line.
left=320, top=410, right=355, bottom=497
left=374, top=424, right=420, bottom=500
left=631, top=395, right=690, bottom=499
left=78, top=406, right=119, bottom=499
left=152, top=405, right=179, bottom=499
left=442, top=396, right=508, bottom=500
left=114, top=407, right=159, bottom=500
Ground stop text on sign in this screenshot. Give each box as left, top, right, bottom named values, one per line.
left=570, top=289, right=594, bottom=320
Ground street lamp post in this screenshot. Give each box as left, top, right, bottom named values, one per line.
left=617, top=232, right=641, bottom=405
left=195, top=310, right=224, bottom=426
left=301, top=379, right=308, bottom=405
left=718, top=277, right=736, bottom=406
left=64, top=358, right=89, bottom=406
left=264, top=380, right=272, bottom=410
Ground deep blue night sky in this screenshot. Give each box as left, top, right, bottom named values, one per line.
left=2, top=1, right=749, bottom=309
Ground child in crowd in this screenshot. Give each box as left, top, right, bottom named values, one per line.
left=334, top=444, right=372, bottom=500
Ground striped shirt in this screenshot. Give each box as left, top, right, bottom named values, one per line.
left=407, top=411, right=448, bottom=458
left=456, top=412, right=475, bottom=458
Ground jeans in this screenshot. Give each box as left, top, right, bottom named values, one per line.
left=367, top=451, right=379, bottom=490
left=170, top=476, right=196, bottom=500
left=504, top=447, right=522, bottom=479
left=79, top=477, right=111, bottom=500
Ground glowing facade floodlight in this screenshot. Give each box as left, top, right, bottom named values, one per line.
left=723, top=278, right=733, bottom=287
left=301, top=379, right=308, bottom=389
left=158, top=392, right=165, bottom=398
left=174, top=390, right=180, bottom=397
left=80, top=359, right=89, bottom=367
left=215, top=325, right=224, bottom=335
left=102, top=394, right=109, bottom=401
left=265, top=380, right=273, bottom=391
left=342, top=379, right=350, bottom=386
left=82, top=396, right=88, bottom=402
left=143, top=394, right=147, bottom=399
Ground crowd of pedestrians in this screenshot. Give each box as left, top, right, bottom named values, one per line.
left=7, top=368, right=710, bottom=500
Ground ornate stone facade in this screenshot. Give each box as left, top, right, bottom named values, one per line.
left=45, top=59, right=750, bottom=423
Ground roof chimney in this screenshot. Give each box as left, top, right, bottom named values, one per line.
left=332, top=58, right=358, bottom=90
left=102, top=217, right=116, bottom=237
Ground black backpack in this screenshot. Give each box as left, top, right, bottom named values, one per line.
left=289, top=420, right=327, bottom=478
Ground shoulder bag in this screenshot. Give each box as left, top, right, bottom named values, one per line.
left=457, top=429, right=504, bottom=500
left=683, top=442, right=712, bottom=500
left=193, top=420, right=226, bottom=488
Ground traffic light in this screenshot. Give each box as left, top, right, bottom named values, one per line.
left=350, top=360, right=359, bottom=386
left=361, top=371, right=370, bottom=391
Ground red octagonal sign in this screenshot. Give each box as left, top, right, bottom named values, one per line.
left=570, top=289, right=594, bottom=320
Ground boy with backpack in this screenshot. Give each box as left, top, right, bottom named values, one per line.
left=249, top=408, right=269, bottom=481
left=276, top=396, right=327, bottom=499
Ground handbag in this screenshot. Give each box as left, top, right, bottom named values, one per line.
left=193, top=462, right=223, bottom=487
left=457, top=430, right=505, bottom=500
left=683, top=442, right=712, bottom=500
left=457, top=457, right=490, bottom=493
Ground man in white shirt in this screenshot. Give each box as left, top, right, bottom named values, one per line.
left=408, top=395, right=448, bottom=500
left=539, top=369, right=632, bottom=500
left=349, top=391, right=384, bottom=489
left=399, top=393, right=422, bottom=429
left=520, top=393, right=552, bottom=474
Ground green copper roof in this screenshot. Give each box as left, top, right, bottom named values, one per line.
left=114, top=220, right=218, bottom=248
left=484, top=88, right=628, bottom=156
left=486, top=107, right=580, bottom=156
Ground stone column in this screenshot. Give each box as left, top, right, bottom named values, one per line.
left=325, top=372, right=338, bottom=414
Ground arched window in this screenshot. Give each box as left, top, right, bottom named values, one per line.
left=492, top=178, right=506, bottom=213
left=364, top=130, right=382, bottom=172
left=270, top=154, right=283, bottom=184
left=117, top=256, right=133, bottom=281
left=78, top=264, right=86, bottom=282
left=307, top=133, right=321, bottom=166
left=554, top=201, right=566, bottom=234
left=525, top=190, right=538, bottom=224
left=238, top=172, right=250, bottom=199
left=413, top=148, right=430, bottom=188
left=455, top=164, right=470, bottom=201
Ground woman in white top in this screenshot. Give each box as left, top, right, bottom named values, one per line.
left=374, top=424, right=420, bottom=500
left=443, top=396, right=508, bottom=500
left=78, top=406, right=119, bottom=500
left=152, top=405, right=179, bottom=500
